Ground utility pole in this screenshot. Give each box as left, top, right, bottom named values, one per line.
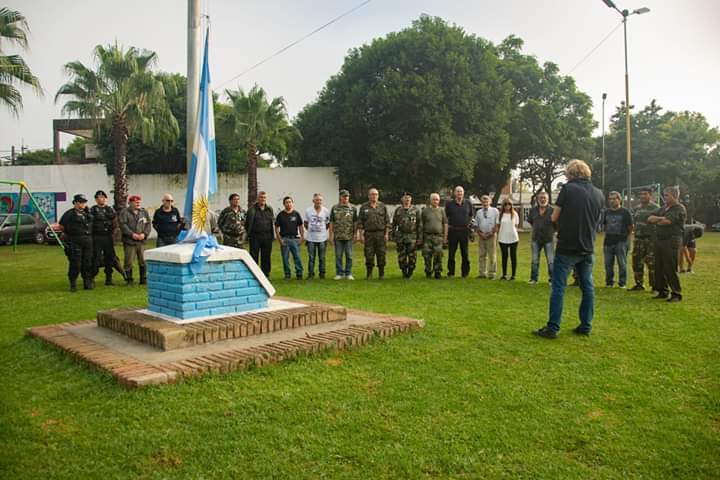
left=11, top=145, right=16, bottom=165
left=187, top=0, right=202, bottom=171
left=601, top=92, right=607, bottom=194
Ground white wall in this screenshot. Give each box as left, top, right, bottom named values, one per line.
left=0, top=164, right=339, bottom=234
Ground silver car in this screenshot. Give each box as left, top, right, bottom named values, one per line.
left=0, top=213, right=46, bottom=245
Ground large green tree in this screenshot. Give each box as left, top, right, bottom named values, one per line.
left=55, top=44, right=179, bottom=208
left=222, top=84, right=297, bottom=206
left=290, top=15, right=510, bottom=199
left=0, top=7, right=41, bottom=115
left=497, top=36, right=595, bottom=202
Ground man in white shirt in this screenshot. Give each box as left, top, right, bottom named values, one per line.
left=304, top=193, right=330, bottom=279
left=474, top=195, right=499, bottom=279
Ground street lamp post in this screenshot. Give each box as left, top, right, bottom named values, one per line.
left=601, top=1, right=650, bottom=207
left=601, top=92, right=607, bottom=194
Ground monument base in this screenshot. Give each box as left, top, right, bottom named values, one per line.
left=26, top=297, right=423, bottom=388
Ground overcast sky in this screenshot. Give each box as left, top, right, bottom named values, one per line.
left=2, top=0, right=718, bottom=155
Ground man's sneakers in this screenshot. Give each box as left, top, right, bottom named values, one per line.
left=346, top=275, right=355, bottom=281
left=630, top=284, right=645, bottom=291
left=572, top=326, right=591, bottom=336
left=533, top=326, right=558, bottom=339
left=667, top=294, right=682, bottom=303
left=528, top=280, right=538, bottom=285
left=653, top=292, right=669, bottom=300
left=333, top=275, right=344, bottom=280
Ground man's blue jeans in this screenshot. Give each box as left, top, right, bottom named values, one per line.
left=334, top=239, right=353, bottom=276
left=548, top=253, right=595, bottom=333
left=280, top=237, right=303, bottom=278
left=307, top=241, right=327, bottom=276
left=603, top=240, right=628, bottom=287
left=531, top=240, right=554, bottom=282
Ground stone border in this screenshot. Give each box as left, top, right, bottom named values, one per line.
left=96, top=303, right=347, bottom=351
left=26, top=312, right=422, bottom=389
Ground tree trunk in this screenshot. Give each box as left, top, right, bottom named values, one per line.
left=111, top=118, right=129, bottom=210
left=247, top=142, right=258, bottom=207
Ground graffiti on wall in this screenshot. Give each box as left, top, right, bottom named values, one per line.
left=0, top=192, right=60, bottom=222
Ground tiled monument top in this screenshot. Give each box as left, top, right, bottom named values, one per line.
left=144, top=243, right=276, bottom=298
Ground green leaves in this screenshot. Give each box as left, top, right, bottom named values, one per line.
left=0, top=8, right=42, bottom=115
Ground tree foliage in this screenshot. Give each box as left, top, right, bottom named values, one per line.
left=0, top=7, right=42, bottom=115
left=290, top=16, right=511, bottom=199
left=55, top=44, right=179, bottom=208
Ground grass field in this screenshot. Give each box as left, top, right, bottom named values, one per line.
left=1, top=233, right=718, bottom=479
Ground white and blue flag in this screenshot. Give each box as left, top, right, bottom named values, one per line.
left=179, top=29, right=220, bottom=264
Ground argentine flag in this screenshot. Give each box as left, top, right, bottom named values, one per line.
left=179, top=29, right=220, bottom=263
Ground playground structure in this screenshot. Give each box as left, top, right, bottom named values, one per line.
left=0, top=180, right=64, bottom=251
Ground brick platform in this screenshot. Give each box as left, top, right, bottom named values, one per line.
left=26, top=300, right=423, bottom=389
left=97, top=301, right=347, bottom=351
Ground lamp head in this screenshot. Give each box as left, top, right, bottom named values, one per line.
left=602, top=93, right=607, bottom=100
left=634, top=7, right=650, bottom=14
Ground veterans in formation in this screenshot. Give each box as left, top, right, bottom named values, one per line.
left=358, top=188, right=390, bottom=280
left=392, top=193, right=421, bottom=279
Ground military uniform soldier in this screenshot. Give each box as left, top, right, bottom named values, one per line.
left=421, top=193, right=448, bottom=279
left=218, top=193, right=246, bottom=248
left=59, top=194, right=94, bottom=292
left=358, top=188, right=390, bottom=280
left=392, top=193, right=422, bottom=278
left=89, top=190, right=119, bottom=286
left=648, top=186, right=687, bottom=302
left=630, top=187, right=659, bottom=291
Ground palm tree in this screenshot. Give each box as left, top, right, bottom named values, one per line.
left=55, top=44, right=179, bottom=208
left=0, top=7, right=42, bottom=115
left=224, top=84, right=298, bottom=206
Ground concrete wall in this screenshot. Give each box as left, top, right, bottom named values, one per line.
left=0, top=164, right=339, bottom=231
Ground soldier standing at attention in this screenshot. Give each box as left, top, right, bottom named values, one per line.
left=218, top=193, right=246, bottom=248
left=647, top=186, right=687, bottom=302
left=89, top=190, right=118, bottom=286
left=119, top=194, right=151, bottom=285
left=392, top=192, right=422, bottom=279
left=59, top=194, right=94, bottom=292
left=445, top=186, right=474, bottom=277
left=420, top=193, right=448, bottom=279
left=152, top=193, right=183, bottom=247
left=358, top=188, right=390, bottom=280
left=630, top=187, right=659, bottom=291
left=328, top=189, right=357, bottom=280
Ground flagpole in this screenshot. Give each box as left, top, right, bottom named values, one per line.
left=187, top=0, right=202, bottom=172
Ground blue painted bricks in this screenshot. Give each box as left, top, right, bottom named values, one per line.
left=146, top=259, right=269, bottom=320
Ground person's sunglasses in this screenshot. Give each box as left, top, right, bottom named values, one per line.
left=163, top=199, right=173, bottom=202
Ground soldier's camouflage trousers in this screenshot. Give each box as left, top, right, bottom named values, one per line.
left=632, top=236, right=655, bottom=288
left=422, top=234, right=444, bottom=274
left=364, top=231, right=386, bottom=268
left=396, top=240, right=417, bottom=272
left=223, top=234, right=244, bottom=249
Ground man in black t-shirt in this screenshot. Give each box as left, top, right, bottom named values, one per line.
left=602, top=191, right=633, bottom=288
left=274, top=196, right=305, bottom=280
left=534, top=160, right=604, bottom=339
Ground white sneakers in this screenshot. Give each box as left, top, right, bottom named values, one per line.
left=334, top=274, right=355, bottom=280
left=346, top=275, right=355, bottom=281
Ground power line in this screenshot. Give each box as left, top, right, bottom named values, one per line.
left=567, top=20, right=623, bottom=75
left=214, top=0, right=373, bottom=92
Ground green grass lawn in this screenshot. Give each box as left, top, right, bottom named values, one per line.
left=1, top=233, right=718, bottom=479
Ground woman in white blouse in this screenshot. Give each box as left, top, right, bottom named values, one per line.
left=496, top=199, right=520, bottom=280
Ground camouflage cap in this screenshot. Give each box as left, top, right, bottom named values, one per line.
left=339, top=189, right=350, bottom=197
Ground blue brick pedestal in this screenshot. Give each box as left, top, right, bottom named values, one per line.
left=143, top=244, right=276, bottom=322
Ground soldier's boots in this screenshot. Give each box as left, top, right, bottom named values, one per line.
left=83, top=277, right=94, bottom=290
left=434, top=271, right=442, bottom=279
left=139, top=266, right=147, bottom=285
left=425, top=271, right=432, bottom=279
left=378, top=266, right=385, bottom=280
left=69, top=279, right=77, bottom=292
left=105, top=273, right=114, bottom=286
left=366, top=266, right=373, bottom=280
left=406, top=266, right=414, bottom=279
left=125, top=269, right=134, bottom=286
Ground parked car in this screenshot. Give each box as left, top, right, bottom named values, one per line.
left=0, top=213, right=46, bottom=245
left=45, top=223, right=64, bottom=244
left=710, top=222, right=720, bottom=232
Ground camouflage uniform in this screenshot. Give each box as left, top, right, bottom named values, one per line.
left=218, top=206, right=246, bottom=248
left=392, top=205, right=422, bottom=278
left=632, top=201, right=659, bottom=289
left=359, top=202, right=390, bottom=278
left=654, top=203, right=686, bottom=299
left=421, top=206, right=447, bottom=278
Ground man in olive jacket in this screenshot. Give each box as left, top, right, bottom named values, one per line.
left=118, top=194, right=152, bottom=285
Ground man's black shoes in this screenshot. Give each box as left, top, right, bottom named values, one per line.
left=533, top=326, right=558, bottom=339
left=667, top=294, right=682, bottom=303
left=572, top=326, right=591, bottom=336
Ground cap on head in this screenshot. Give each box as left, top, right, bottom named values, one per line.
left=128, top=194, right=142, bottom=202
left=94, top=190, right=107, bottom=199
left=402, top=191, right=412, bottom=198
left=638, top=187, right=653, bottom=193
left=339, top=189, right=350, bottom=197
left=73, top=194, right=88, bottom=204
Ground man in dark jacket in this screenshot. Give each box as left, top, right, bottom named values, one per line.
left=245, top=191, right=274, bottom=277
left=59, top=194, right=94, bottom=292
left=89, top=190, right=118, bottom=285
left=527, top=191, right=555, bottom=284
